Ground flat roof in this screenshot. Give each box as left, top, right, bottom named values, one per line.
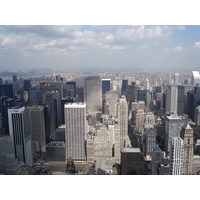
left=192, top=71, right=200, bottom=77
left=65, top=102, right=86, bottom=108
left=122, top=148, right=141, bottom=153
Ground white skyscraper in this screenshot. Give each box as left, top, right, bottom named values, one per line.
left=165, top=84, right=178, bottom=114
left=192, top=71, right=200, bottom=86
left=174, top=73, right=180, bottom=85
left=8, top=106, right=33, bottom=167
left=65, top=103, right=86, bottom=162
left=170, top=137, right=183, bottom=175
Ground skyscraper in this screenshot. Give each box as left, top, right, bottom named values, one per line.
left=8, top=106, right=33, bottom=166
left=165, top=114, right=188, bottom=153
left=116, top=97, right=130, bottom=149
left=180, top=122, right=193, bottom=175
left=192, top=71, right=200, bottom=86
left=65, top=81, right=76, bottom=98
left=169, top=137, right=183, bottom=175
left=174, top=73, right=180, bottom=85
left=65, top=103, right=86, bottom=162
left=121, top=79, right=128, bottom=96
left=102, top=79, right=111, bottom=94
left=165, top=84, right=178, bottom=114
left=84, top=76, right=102, bottom=113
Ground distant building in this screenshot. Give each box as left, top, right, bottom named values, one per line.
left=102, top=79, right=111, bottom=94
left=192, top=71, right=200, bottom=86
left=0, top=84, right=14, bottom=98
left=84, top=76, right=102, bottom=113
left=65, top=81, right=76, bottom=98
left=151, top=145, right=162, bottom=175
left=165, top=84, right=178, bottom=114
left=174, top=73, right=180, bottom=85
left=121, top=79, right=128, bottom=96
left=194, top=105, right=200, bottom=125
left=23, top=79, right=31, bottom=91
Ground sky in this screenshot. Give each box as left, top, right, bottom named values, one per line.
left=1, top=25, right=200, bottom=72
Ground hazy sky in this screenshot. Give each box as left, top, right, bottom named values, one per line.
left=0, top=25, right=200, bottom=72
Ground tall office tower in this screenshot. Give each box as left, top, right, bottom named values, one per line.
left=116, top=97, right=129, bottom=149
left=112, top=80, right=118, bottom=91
left=165, top=114, right=188, bottom=153
left=165, top=84, right=178, bottom=114
left=174, top=73, right=180, bottom=85
left=145, top=127, right=156, bottom=157
left=155, top=93, right=164, bottom=111
left=102, top=79, right=111, bottom=94
left=126, top=85, right=140, bottom=110
left=0, top=84, right=14, bottom=98
left=23, top=79, right=31, bottom=91
left=145, top=112, right=155, bottom=125
left=151, top=145, right=162, bottom=175
left=61, top=98, right=74, bottom=124
left=42, top=91, right=60, bottom=139
left=0, top=97, right=15, bottom=135
left=153, top=86, right=163, bottom=94
left=146, top=78, right=150, bottom=90
left=169, top=137, right=183, bottom=175
left=0, top=136, right=21, bottom=175
left=104, top=90, right=119, bottom=116
left=108, top=124, right=120, bottom=163
left=84, top=76, right=102, bottom=113
left=93, top=126, right=112, bottom=170
left=134, top=109, right=145, bottom=132
left=168, top=74, right=172, bottom=84
left=65, top=81, right=76, bottom=98
left=39, top=81, right=63, bottom=103
left=180, top=122, right=193, bottom=175
left=26, top=106, right=46, bottom=152
left=29, top=90, right=39, bottom=106
left=187, top=90, right=195, bottom=120
left=178, top=85, right=194, bottom=115
left=8, top=106, right=33, bottom=166
left=121, top=148, right=143, bottom=175
left=194, top=105, right=200, bottom=125
left=65, top=103, right=86, bottom=162
left=138, top=89, right=147, bottom=103
left=12, top=75, right=17, bottom=83
left=75, top=87, right=84, bottom=102
left=192, top=71, right=200, bottom=86
left=0, top=78, right=3, bottom=85
left=121, top=79, right=128, bottom=96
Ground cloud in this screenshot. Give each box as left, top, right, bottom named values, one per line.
left=193, top=42, right=200, bottom=48
left=165, top=46, right=184, bottom=52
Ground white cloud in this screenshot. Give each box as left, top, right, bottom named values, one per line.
left=193, top=42, right=200, bottom=48
left=165, top=46, right=184, bottom=52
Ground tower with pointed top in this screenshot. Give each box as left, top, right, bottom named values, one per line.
left=180, top=122, right=193, bottom=175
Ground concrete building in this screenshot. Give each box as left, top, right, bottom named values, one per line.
left=116, top=97, right=130, bottom=149
left=104, top=90, right=119, bottom=116
left=46, top=141, right=65, bottom=162
left=174, top=73, right=180, bottom=85
left=169, top=137, right=183, bottom=175
left=121, top=147, right=143, bottom=175
left=65, top=103, right=86, bottom=162
left=84, top=76, right=102, bottom=113
left=165, top=114, right=188, bottom=153
left=180, top=122, right=193, bottom=175
left=145, top=127, right=157, bottom=157
left=8, top=106, right=33, bottom=167
left=102, top=79, right=111, bottom=94
left=192, top=71, right=200, bottom=86
left=151, top=145, right=162, bottom=175
left=54, top=125, right=65, bottom=142
left=134, top=109, right=145, bottom=132
left=26, top=106, right=46, bottom=152
left=165, top=84, right=178, bottom=114
left=194, top=105, right=200, bottom=125
left=177, top=85, right=194, bottom=115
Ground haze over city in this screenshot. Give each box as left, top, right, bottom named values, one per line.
left=0, top=25, right=200, bottom=72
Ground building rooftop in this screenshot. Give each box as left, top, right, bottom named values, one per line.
left=192, top=71, right=200, bottom=78
left=122, top=147, right=141, bottom=153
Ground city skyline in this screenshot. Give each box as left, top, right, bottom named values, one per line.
left=0, top=25, right=200, bottom=72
